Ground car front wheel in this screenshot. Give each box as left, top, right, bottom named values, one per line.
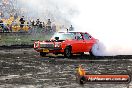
left=64, top=47, right=72, bottom=58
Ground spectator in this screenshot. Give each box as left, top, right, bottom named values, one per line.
left=52, top=24, right=56, bottom=32
left=39, top=22, right=43, bottom=28
left=9, top=21, right=13, bottom=32
left=19, top=16, right=25, bottom=29
left=2, top=23, right=8, bottom=32
left=69, top=25, right=74, bottom=31
left=36, top=19, right=40, bottom=26
left=46, top=19, right=52, bottom=31
left=31, top=20, right=35, bottom=26
left=0, top=20, right=3, bottom=28
left=5, top=24, right=10, bottom=32
left=42, top=22, right=45, bottom=29
left=14, top=13, right=18, bottom=20
left=0, top=20, right=3, bottom=32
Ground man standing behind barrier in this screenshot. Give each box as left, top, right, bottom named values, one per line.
left=19, top=16, right=25, bottom=29
left=46, top=19, right=52, bottom=32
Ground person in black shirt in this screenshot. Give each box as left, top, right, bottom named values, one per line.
left=0, top=20, right=3, bottom=28
left=31, top=20, right=35, bottom=26
left=19, top=16, right=25, bottom=28
left=36, top=19, right=40, bottom=26
left=39, top=22, right=43, bottom=28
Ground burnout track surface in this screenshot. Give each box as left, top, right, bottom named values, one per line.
left=0, top=48, right=132, bottom=88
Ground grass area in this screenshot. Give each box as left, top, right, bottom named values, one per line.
left=0, top=32, right=52, bottom=46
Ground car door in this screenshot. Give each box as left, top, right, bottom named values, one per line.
left=82, top=33, right=94, bottom=52
left=72, top=33, right=85, bottom=53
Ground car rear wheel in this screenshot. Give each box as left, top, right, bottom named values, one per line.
left=64, top=47, right=72, bottom=58
left=89, top=50, right=94, bottom=56
left=40, top=52, right=46, bottom=57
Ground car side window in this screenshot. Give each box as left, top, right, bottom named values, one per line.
left=75, top=33, right=83, bottom=40
left=83, top=33, right=90, bottom=40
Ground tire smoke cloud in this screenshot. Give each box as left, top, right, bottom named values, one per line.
left=71, top=0, right=132, bottom=56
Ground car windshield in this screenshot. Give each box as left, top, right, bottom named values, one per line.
left=52, top=32, right=75, bottom=40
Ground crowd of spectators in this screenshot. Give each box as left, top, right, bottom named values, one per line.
left=0, top=15, right=74, bottom=33
left=0, top=15, right=57, bottom=33
left=30, top=18, right=56, bottom=33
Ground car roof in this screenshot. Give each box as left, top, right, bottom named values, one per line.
left=58, top=31, right=88, bottom=34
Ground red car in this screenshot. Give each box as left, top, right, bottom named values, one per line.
left=34, top=31, right=98, bottom=57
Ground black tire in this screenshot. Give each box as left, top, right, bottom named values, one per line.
left=89, top=50, right=94, bottom=56
left=40, top=52, right=46, bottom=57
left=64, top=46, right=72, bottom=58
left=80, top=52, right=84, bottom=55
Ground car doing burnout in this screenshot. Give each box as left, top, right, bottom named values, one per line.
left=34, top=31, right=98, bottom=57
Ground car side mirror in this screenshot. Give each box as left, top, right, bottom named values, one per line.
left=55, top=37, right=59, bottom=40
left=89, top=36, right=91, bottom=39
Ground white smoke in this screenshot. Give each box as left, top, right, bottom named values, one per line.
left=70, top=0, right=132, bottom=56
left=17, top=0, right=79, bottom=27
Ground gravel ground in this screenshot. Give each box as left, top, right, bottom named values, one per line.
left=0, top=48, right=132, bottom=88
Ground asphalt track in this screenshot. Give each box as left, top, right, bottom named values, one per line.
left=0, top=48, right=132, bottom=88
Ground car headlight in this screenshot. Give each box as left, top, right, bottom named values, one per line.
left=55, top=43, right=61, bottom=47
left=34, top=41, right=40, bottom=48
left=36, top=43, right=39, bottom=47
